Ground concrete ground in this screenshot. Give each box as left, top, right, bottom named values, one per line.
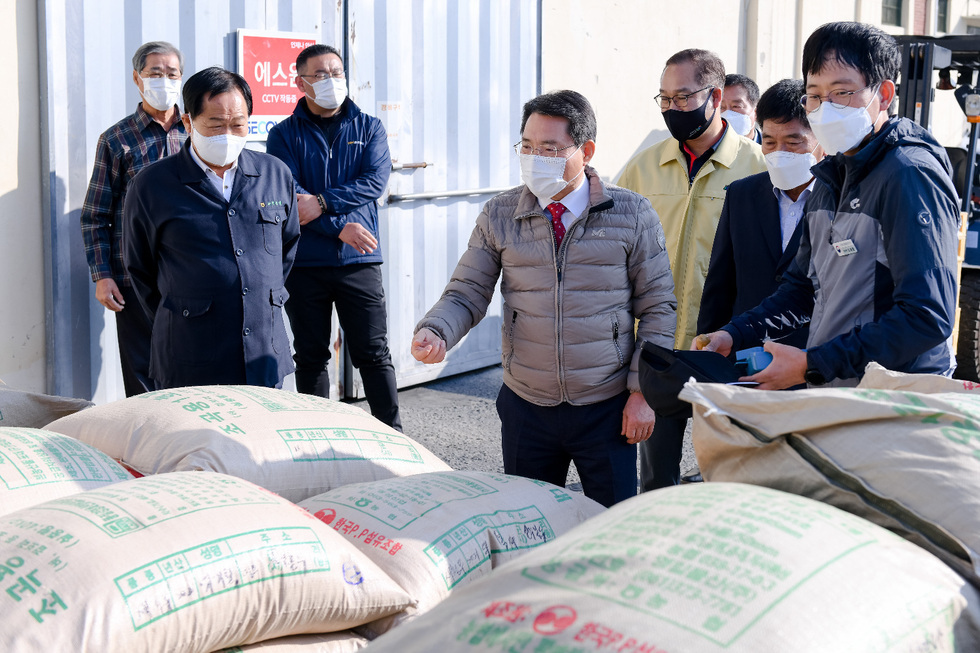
left=352, top=364, right=699, bottom=493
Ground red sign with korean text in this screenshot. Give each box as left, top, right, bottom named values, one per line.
left=237, top=29, right=318, bottom=141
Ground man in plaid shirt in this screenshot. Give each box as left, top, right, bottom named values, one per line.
left=80, top=41, right=186, bottom=396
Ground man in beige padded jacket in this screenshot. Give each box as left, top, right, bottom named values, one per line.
left=411, top=90, right=676, bottom=506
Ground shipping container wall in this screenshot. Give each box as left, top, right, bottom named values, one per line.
left=346, top=0, right=539, bottom=394
left=37, top=0, right=537, bottom=403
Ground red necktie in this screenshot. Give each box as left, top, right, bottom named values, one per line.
left=547, top=202, right=566, bottom=250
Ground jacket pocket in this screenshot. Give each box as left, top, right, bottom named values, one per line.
left=258, top=206, right=285, bottom=255
left=162, top=295, right=217, bottom=365
left=270, top=286, right=290, bottom=355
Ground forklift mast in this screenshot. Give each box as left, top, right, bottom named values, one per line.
left=894, top=34, right=980, bottom=215
left=893, top=34, right=980, bottom=380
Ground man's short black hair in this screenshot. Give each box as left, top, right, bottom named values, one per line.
left=664, top=49, right=726, bottom=90
left=724, top=73, right=760, bottom=105
left=520, top=90, right=597, bottom=146
left=802, top=21, right=900, bottom=87
left=296, top=44, right=343, bottom=72
left=182, top=67, right=253, bottom=118
left=756, top=79, right=809, bottom=129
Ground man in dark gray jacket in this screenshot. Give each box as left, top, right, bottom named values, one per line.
left=699, top=22, right=959, bottom=388
left=411, top=90, right=677, bottom=507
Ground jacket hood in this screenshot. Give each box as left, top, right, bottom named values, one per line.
left=813, top=116, right=952, bottom=191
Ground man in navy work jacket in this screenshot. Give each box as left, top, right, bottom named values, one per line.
left=267, top=43, right=400, bottom=430
left=699, top=22, right=959, bottom=389
left=124, top=67, right=300, bottom=389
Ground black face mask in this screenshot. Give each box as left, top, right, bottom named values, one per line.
left=663, top=90, right=716, bottom=143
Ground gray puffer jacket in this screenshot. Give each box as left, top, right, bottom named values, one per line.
left=416, top=167, right=676, bottom=406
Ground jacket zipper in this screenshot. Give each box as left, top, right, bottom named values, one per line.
left=612, top=318, right=624, bottom=366
left=505, top=310, right=517, bottom=373
left=555, top=218, right=573, bottom=400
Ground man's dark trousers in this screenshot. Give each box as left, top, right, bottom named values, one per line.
left=284, top=263, right=401, bottom=431
left=497, top=384, right=635, bottom=507
left=116, top=284, right=154, bottom=396
left=640, top=414, right=687, bottom=490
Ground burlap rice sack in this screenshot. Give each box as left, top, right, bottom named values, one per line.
left=44, top=386, right=450, bottom=502
left=359, top=483, right=980, bottom=653
left=299, top=471, right=605, bottom=636
left=680, top=364, right=980, bottom=587
left=0, top=384, right=92, bottom=428
left=1, top=472, right=413, bottom=652
left=0, top=427, right=133, bottom=516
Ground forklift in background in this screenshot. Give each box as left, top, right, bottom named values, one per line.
left=894, top=34, right=980, bottom=381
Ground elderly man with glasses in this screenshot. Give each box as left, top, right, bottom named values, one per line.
left=698, top=21, right=959, bottom=391
left=411, top=90, right=677, bottom=507
left=618, top=49, right=766, bottom=491
left=267, top=44, right=401, bottom=430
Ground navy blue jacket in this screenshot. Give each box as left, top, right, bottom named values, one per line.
left=266, top=98, right=391, bottom=267
left=697, top=171, right=809, bottom=351
left=123, top=144, right=300, bottom=389
left=723, top=117, right=959, bottom=383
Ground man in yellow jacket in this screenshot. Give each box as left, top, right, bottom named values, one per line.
left=618, top=49, right=766, bottom=491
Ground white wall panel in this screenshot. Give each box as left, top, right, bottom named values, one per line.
left=348, top=0, right=539, bottom=393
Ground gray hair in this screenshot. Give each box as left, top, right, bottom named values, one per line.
left=132, top=41, right=183, bottom=74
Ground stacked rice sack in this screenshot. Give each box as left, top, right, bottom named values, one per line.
left=1, top=472, right=413, bottom=651
left=358, top=483, right=980, bottom=652
left=0, top=383, right=93, bottom=428
left=214, top=631, right=369, bottom=652
left=299, top=471, right=605, bottom=636
left=679, top=362, right=980, bottom=588
left=0, top=428, right=133, bottom=516
left=44, top=386, right=451, bottom=502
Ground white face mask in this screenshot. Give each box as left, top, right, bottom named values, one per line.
left=141, top=77, right=181, bottom=112
left=190, top=124, right=247, bottom=167
left=765, top=149, right=817, bottom=190
left=519, top=147, right=583, bottom=202
left=722, top=109, right=754, bottom=137
left=806, top=86, right=879, bottom=155
left=306, top=77, right=348, bottom=110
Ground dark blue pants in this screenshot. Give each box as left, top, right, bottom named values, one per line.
left=496, top=384, right=636, bottom=507
left=639, top=414, right=686, bottom=491
left=116, top=284, right=153, bottom=397
left=284, top=263, right=401, bottom=431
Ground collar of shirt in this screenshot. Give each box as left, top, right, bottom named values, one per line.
left=680, top=120, right=728, bottom=181
left=772, top=178, right=815, bottom=251
left=188, top=140, right=238, bottom=202
left=537, top=173, right=591, bottom=229
left=134, top=102, right=183, bottom=135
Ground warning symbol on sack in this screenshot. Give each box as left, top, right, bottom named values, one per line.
left=533, top=605, right=577, bottom=635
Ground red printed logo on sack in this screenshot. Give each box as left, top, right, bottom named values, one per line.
left=533, top=605, right=577, bottom=635
left=313, top=508, right=337, bottom=525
